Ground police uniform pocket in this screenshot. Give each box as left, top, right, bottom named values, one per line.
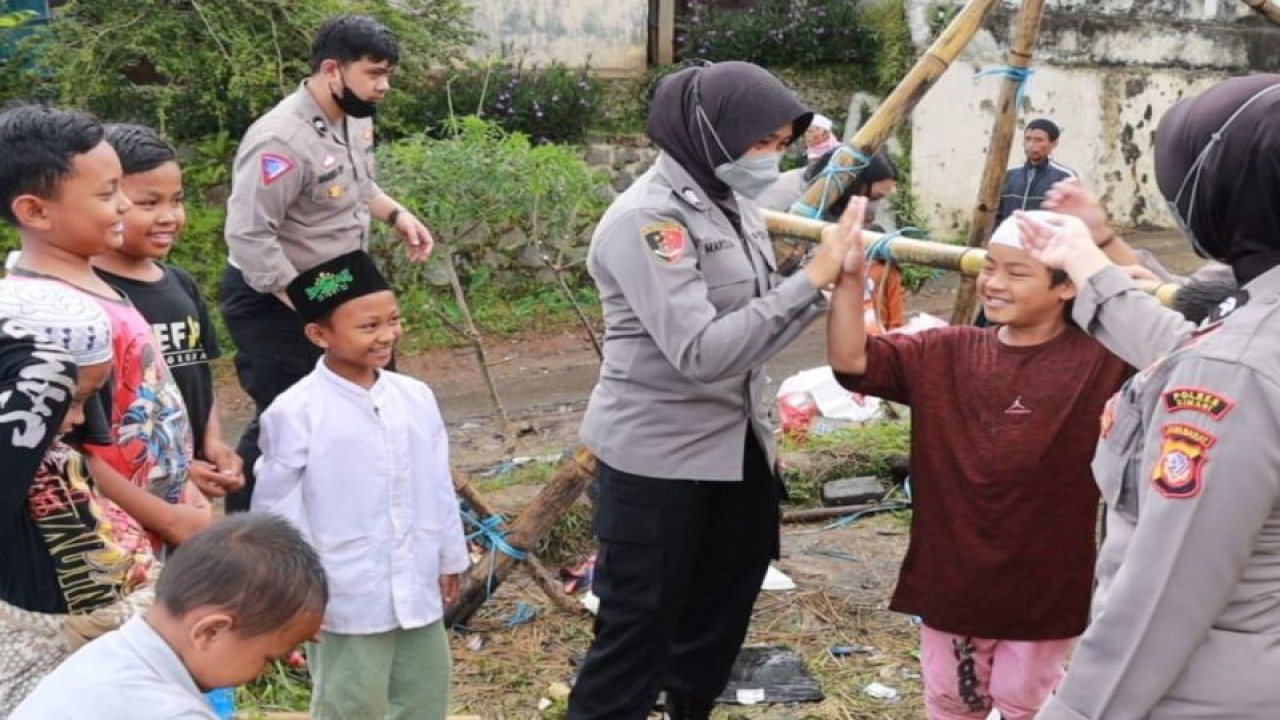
left=1095, top=392, right=1142, bottom=518
left=702, top=251, right=757, bottom=312
left=592, top=480, right=663, bottom=609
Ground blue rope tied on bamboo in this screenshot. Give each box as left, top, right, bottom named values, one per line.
left=863, top=226, right=922, bottom=263
left=789, top=145, right=870, bottom=219
left=974, top=65, right=1035, bottom=110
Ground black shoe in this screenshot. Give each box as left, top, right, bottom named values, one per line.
left=663, top=691, right=714, bottom=720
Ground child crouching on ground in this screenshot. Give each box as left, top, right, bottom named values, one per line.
left=12, top=513, right=326, bottom=719
left=252, top=250, right=469, bottom=720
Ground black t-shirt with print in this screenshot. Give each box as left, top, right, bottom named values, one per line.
left=0, top=315, right=77, bottom=613
left=96, top=264, right=222, bottom=459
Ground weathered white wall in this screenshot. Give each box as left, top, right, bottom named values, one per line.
left=907, top=0, right=1280, bottom=231
left=467, top=0, right=649, bottom=75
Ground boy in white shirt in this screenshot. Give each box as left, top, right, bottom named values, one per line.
left=251, top=249, right=469, bottom=720
left=11, top=512, right=327, bottom=720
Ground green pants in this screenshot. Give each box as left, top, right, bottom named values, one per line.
left=308, top=621, right=451, bottom=720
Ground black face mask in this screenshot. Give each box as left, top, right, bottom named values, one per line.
left=332, top=72, right=378, bottom=119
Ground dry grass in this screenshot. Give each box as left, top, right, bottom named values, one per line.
left=448, top=515, right=924, bottom=719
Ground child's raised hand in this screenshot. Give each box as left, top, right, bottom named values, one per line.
left=439, top=574, right=461, bottom=607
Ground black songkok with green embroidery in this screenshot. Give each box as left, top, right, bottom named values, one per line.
left=286, top=250, right=390, bottom=322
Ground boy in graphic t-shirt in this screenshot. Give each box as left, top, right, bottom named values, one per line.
left=828, top=201, right=1134, bottom=720
left=93, top=123, right=244, bottom=502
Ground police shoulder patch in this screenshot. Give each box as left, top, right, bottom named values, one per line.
left=641, top=222, right=688, bottom=265
left=260, top=153, right=295, bottom=186
left=1151, top=422, right=1216, bottom=500
left=1161, top=387, right=1234, bottom=420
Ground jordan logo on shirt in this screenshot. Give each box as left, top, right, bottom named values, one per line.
left=1004, top=395, right=1031, bottom=415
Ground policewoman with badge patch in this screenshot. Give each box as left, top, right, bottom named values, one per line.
left=1011, top=75, right=1280, bottom=720
left=568, top=61, right=859, bottom=720
left=219, top=15, right=434, bottom=511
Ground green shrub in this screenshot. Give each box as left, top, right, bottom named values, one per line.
left=676, top=0, right=879, bottom=71
left=370, top=117, right=610, bottom=349
left=0, top=0, right=475, bottom=143
left=403, top=57, right=603, bottom=145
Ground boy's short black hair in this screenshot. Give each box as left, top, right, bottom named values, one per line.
left=0, top=104, right=104, bottom=226
left=156, top=513, right=327, bottom=636
left=309, top=14, right=399, bottom=73
left=104, top=123, right=177, bottom=175
left=1173, top=278, right=1239, bottom=325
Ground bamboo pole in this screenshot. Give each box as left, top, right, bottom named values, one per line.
left=451, top=469, right=584, bottom=615
left=763, top=209, right=1182, bottom=306
left=950, top=0, right=1049, bottom=325
left=446, top=447, right=596, bottom=627
left=789, top=0, right=1000, bottom=219
left=1241, top=0, right=1280, bottom=26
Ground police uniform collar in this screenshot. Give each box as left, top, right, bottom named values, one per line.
left=297, top=80, right=345, bottom=140
left=656, top=153, right=710, bottom=213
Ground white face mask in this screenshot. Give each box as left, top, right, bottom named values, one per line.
left=714, top=152, right=783, bottom=199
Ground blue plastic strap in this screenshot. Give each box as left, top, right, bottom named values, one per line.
left=974, top=65, right=1035, bottom=109
left=789, top=145, right=871, bottom=219
left=462, top=508, right=529, bottom=562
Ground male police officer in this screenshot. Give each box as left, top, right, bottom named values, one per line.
left=219, top=14, right=433, bottom=511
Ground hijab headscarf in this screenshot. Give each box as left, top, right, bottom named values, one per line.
left=1155, top=74, right=1280, bottom=284
left=804, top=150, right=897, bottom=222
left=647, top=61, right=812, bottom=203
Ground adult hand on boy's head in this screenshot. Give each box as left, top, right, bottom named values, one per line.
left=439, top=574, right=460, bottom=607
left=1015, top=210, right=1109, bottom=282
left=1042, top=177, right=1114, bottom=246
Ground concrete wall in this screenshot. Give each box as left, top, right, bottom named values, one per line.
left=467, top=0, right=649, bottom=75
left=907, top=0, right=1280, bottom=232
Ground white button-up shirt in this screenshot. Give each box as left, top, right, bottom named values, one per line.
left=252, top=360, right=470, bottom=634
left=11, top=616, right=216, bottom=719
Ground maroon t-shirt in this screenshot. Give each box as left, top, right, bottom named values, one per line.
left=835, top=326, right=1132, bottom=639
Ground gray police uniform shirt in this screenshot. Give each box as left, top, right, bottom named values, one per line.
left=10, top=616, right=217, bottom=719
left=1037, top=265, right=1280, bottom=719
left=224, top=82, right=382, bottom=294
left=580, top=153, right=826, bottom=481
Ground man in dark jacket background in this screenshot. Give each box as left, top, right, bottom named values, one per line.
left=996, top=118, right=1075, bottom=224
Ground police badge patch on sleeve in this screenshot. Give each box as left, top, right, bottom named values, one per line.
left=260, top=153, right=295, bottom=185
left=1161, top=387, right=1234, bottom=420
left=641, top=222, right=688, bottom=265
left=1152, top=423, right=1216, bottom=499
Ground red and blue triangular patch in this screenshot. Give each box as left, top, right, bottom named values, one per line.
left=260, top=153, right=295, bottom=186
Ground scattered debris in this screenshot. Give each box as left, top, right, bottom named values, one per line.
left=862, top=681, right=901, bottom=702
left=716, top=646, right=823, bottom=705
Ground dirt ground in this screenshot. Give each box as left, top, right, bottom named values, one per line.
left=218, top=230, right=1201, bottom=718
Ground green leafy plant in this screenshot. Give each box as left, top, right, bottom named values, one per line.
left=372, top=117, right=608, bottom=437
left=676, top=0, right=878, bottom=71
left=0, top=0, right=475, bottom=143
left=409, top=56, right=603, bottom=145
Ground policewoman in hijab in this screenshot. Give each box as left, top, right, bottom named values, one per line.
left=1008, top=74, right=1280, bottom=720
left=568, top=61, right=861, bottom=720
